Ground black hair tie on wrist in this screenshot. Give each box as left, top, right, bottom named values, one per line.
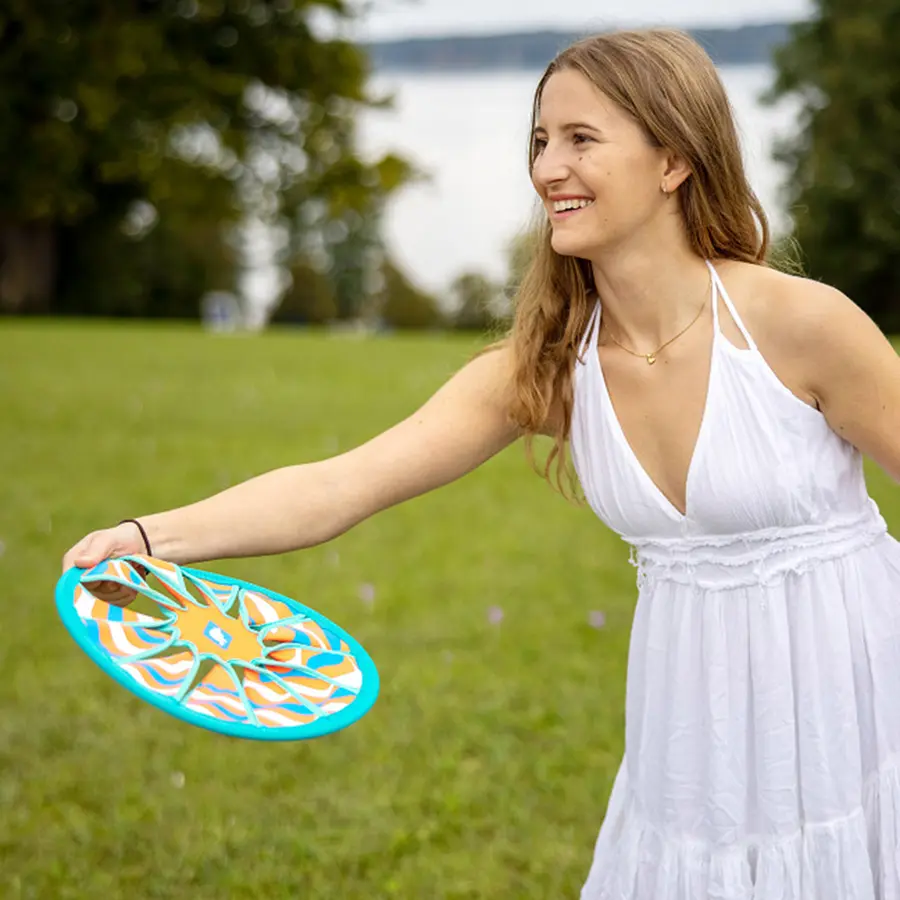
left=119, top=519, right=152, bottom=556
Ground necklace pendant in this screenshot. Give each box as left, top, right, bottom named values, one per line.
left=646, top=353, right=657, bottom=365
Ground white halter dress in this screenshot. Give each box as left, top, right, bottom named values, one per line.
left=572, top=262, right=900, bottom=899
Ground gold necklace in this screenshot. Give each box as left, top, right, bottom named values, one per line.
left=601, top=273, right=710, bottom=365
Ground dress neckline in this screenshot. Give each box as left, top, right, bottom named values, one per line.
left=585, top=259, right=723, bottom=521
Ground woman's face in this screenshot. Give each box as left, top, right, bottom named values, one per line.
left=531, top=68, right=671, bottom=259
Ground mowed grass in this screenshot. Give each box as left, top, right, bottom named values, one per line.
left=0, top=321, right=639, bottom=900
left=4, top=322, right=900, bottom=900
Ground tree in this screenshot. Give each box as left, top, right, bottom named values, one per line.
left=0, top=1, right=410, bottom=318
left=270, top=259, right=337, bottom=325
left=768, top=2, right=900, bottom=328
left=504, top=227, right=540, bottom=296
left=448, top=271, right=504, bottom=332
left=283, top=115, right=416, bottom=322
left=378, top=259, right=443, bottom=329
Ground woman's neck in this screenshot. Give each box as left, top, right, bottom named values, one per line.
left=590, top=247, right=712, bottom=349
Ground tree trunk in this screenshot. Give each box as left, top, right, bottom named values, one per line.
left=0, top=223, right=57, bottom=314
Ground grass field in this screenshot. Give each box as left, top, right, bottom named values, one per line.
left=3, top=321, right=900, bottom=900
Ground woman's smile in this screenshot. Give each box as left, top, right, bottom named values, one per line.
left=549, top=195, right=596, bottom=220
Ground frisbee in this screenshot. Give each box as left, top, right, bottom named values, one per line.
left=55, top=554, right=379, bottom=740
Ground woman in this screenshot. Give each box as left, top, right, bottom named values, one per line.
left=64, top=29, right=900, bottom=898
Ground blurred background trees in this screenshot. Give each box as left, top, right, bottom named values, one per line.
left=770, top=0, right=900, bottom=328
left=378, top=259, right=443, bottom=329
left=447, top=272, right=504, bottom=332
left=5, top=2, right=899, bottom=332
left=0, top=0, right=411, bottom=320
left=269, top=257, right=337, bottom=325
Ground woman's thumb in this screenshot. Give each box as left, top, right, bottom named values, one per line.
left=68, top=533, right=114, bottom=570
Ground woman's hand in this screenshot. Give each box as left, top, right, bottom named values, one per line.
left=61, top=522, right=149, bottom=607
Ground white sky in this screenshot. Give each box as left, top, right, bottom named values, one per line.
left=349, top=0, right=812, bottom=41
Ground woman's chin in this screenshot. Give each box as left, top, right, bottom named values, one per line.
left=550, top=231, right=596, bottom=258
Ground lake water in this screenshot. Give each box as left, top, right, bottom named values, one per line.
left=357, top=64, right=799, bottom=294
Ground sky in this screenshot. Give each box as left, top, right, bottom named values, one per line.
left=349, top=0, right=813, bottom=41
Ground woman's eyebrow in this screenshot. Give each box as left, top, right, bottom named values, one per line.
left=533, top=122, right=602, bottom=134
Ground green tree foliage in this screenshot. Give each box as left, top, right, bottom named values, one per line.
left=378, top=260, right=443, bottom=329
left=448, top=271, right=504, bottom=332
left=52, top=196, right=237, bottom=318
left=282, top=104, right=416, bottom=322
left=0, top=1, right=409, bottom=318
left=768, top=3, right=900, bottom=327
left=270, top=259, right=337, bottom=324
left=505, top=228, right=539, bottom=294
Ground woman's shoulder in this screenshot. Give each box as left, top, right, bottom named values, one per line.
left=714, top=258, right=882, bottom=411
left=714, top=258, right=857, bottom=349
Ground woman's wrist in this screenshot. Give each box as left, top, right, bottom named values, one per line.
left=118, top=519, right=152, bottom=555
left=116, top=514, right=185, bottom=563
left=135, top=512, right=197, bottom=565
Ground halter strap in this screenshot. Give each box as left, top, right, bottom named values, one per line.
left=706, top=260, right=720, bottom=333
left=706, top=260, right=758, bottom=352
left=577, top=298, right=602, bottom=361
left=578, top=261, right=752, bottom=360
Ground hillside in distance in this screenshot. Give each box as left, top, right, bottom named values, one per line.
left=365, top=22, right=793, bottom=72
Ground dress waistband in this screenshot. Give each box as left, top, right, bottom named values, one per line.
left=623, top=507, right=889, bottom=591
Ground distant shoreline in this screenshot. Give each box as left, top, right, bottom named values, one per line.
left=364, top=22, right=793, bottom=72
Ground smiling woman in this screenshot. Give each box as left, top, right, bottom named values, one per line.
left=495, top=28, right=900, bottom=900
left=63, top=26, right=900, bottom=900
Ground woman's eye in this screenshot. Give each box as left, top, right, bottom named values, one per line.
left=573, top=132, right=593, bottom=145
left=532, top=137, right=547, bottom=155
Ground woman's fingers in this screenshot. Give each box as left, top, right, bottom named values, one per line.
left=62, top=523, right=147, bottom=573
left=88, top=579, right=139, bottom=608
left=61, top=523, right=150, bottom=607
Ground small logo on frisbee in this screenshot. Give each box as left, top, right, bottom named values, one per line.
left=204, top=622, right=233, bottom=650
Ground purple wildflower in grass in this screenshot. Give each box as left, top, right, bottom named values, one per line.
left=487, top=605, right=504, bottom=625
left=588, top=610, right=607, bottom=629
left=358, top=583, right=376, bottom=608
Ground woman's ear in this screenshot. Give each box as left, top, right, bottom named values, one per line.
left=660, top=151, right=692, bottom=193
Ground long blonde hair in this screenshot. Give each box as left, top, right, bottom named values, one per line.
left=502, top=29, right=770, bottom=495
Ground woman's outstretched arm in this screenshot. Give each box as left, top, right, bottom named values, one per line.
left=63, top=346, right=521, bottom=571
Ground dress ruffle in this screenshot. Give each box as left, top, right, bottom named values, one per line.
left=583, top=755, right=900, bottom=899
left=580, top=538, right=900, bottom=899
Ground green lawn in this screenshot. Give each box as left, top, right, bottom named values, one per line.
left=0, top=321, right=644, bottom=900
left=3, top=322, right=900, bottom=899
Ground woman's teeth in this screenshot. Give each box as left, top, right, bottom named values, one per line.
left=553, top=198, right=595, bottom=213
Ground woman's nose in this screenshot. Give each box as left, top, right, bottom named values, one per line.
left=531, top=144, right=570, bottom=191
